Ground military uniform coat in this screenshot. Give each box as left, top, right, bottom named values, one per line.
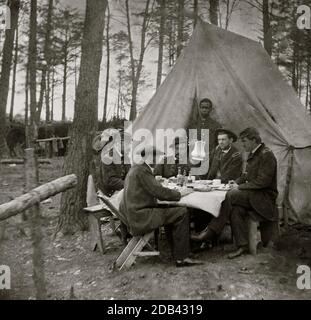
left=119, top=163, right=183, bottom=236
left=207, top=145, right=243, bottom=183
left=236, top=143, right=278, bottom=221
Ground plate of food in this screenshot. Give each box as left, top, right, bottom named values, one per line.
left=193, top=185, right=212, bottom=192
left=215, top=184, right=231, bottom=191
left=193, top=180, right=213, bottom=185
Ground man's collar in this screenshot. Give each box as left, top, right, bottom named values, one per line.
left=251, top=143, right=262, bottom=154
left=221, top=146, right=231, bottom=154
left=144, top=162, right=154, bottom=173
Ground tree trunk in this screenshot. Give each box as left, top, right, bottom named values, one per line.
left=125, top=0, right=136, bottom=121
left=57, top=0, right=107, bottom=235
left=177, top=0, right=184, bottom=58
left=292, top=44, right=298, bottom=92
left=193, top=0, right=198, bottom=27
left=102, top=5, right=110, bottom=125
left=298, top=59, right=303, bottom=98
left=209, top=0, right=219, bottom=26
left=167, top=5, right=176, bottom=67
left=156, top=0, right=166, bottom=88
left=45, top=68, right=50, bottom=122
left=9, top=24, right=19, bottom=122
left=306, top=57, right=310, bottom=109
left=128, top=0, right=151, bottom=121
left=24, top=149, right=47, bottom=299
left=36, top=70, right=46, bottom=123
left=28, top=0, right=38, bottom=147
left=51, top=66, right=55, bottom=122
left=0, top=0, right=20, bottom=158
left=25, top=64, right=29, bottom=146
left=62, top=37, right=68, bottom=121
left=36, top=0, right=53, bottom=123
left=263, top=0, right=272, bottom=56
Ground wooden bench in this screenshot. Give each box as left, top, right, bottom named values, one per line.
left=247, top=212, right=279, bottom=255
left=98, top=194, right=161, bottom=270
left=83, top=204, right=113, bottom=254
left=115, top=231, right=160, bottom=270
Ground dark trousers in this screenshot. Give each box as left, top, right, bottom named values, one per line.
left=190, top=208, right=212, bottom=232
left=162, top=207, right=190, bottom=261
left=208, top=189, right=255, bottom=236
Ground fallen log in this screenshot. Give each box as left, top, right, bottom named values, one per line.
left=0, top=159, right=51, bottom=165
left=0, top=174, right=77, bottom=221
left=36, top=136, right=70, bottom=143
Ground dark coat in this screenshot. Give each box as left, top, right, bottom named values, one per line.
left=119, top=163, right=183, bottom=236
left=153, top=155, right=191, bottom=179
left=90, top=154, right=130, bottom=196
left=236, top=143, right=278, bottom=221
left=207, top=145, right=243, bottom=183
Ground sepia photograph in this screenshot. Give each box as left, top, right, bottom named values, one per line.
left=0, top=0, right=311, bottom=304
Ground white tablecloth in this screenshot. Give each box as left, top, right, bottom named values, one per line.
left=101, top=189, right=227, bottom=218
left=159, top=190, right=227, bottom=217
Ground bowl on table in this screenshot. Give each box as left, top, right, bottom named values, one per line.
left=168, top=177, right=177, bottom=184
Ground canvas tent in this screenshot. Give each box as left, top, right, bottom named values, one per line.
left=130, top=20, right=311, bottom=224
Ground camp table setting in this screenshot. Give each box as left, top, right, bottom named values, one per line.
left=157, top=177, right=230, bottom=217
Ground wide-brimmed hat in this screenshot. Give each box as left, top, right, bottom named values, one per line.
left=215, top=128, right=238, bottom=142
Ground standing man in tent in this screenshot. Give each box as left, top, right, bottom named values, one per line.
left=188, top=98, right=221, bottom=156
left=187, top=98, right=222, bottom=178
left=191, top=128, right=278, bottom=258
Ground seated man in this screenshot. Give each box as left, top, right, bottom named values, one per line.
left=119, top=145, right=202, bottom=267
left=191, top=129, right=242, bottom=236
left=153, top=136, right=190, bottom=178
left=90, top=128, right=130, bottom=197
left=206, top=129, right=243, bottom=183
left=191, top=128, right=278, bottom=258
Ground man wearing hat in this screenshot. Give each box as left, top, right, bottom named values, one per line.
left=206, top=128, right=243, bottom=183
left=192, top=127, right=278, bottom=258
left=119, top=144, right=203, bottom=267
left=90, top=128, right=130, bottom=197
left=153, top=136, right=191, bottom=178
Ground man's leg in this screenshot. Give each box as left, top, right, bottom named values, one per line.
left=209, top=189, right=251, bottom=234
left=162, top=207, right=190, bottom=261
left=191, top=189, right=252, bottom=242
left=230, top=205, right=249, bottom=248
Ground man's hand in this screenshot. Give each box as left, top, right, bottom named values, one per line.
left=228, top=180, right=239, bottom=190
left=179, top=187, right=194, bottom=197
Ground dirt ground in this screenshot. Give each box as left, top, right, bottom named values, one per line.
left=1, top=158, right=311, bottom=300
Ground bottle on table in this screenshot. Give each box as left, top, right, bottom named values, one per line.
left=177, top=167, right=183, bottom=186
left=182, top=169, right=187, bottom=186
